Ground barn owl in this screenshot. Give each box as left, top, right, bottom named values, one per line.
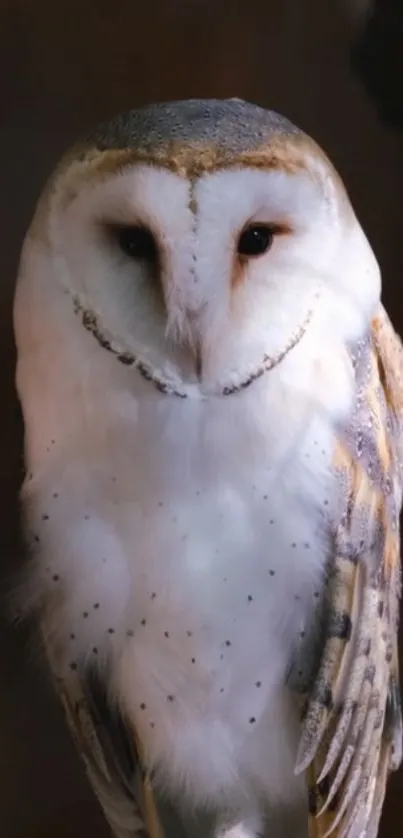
left=13, top=98, right=403, bottom=838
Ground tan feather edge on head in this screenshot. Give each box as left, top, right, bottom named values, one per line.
left=28, top=126, right=349, bottom=245
left=72, top=132, right=345, bottom=192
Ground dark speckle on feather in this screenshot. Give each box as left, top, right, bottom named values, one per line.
left=364, top=664, right=376, bottom=686
left=312, top=682, right=333, bottom=710
left=327, top=611, right=352, bottom=640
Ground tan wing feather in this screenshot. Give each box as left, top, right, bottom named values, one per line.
left=296, top=307, right=403, bottom=838
left=43, top=636, right=163, bottom=838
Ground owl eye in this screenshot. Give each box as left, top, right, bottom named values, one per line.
left=114, top=225, right=157, bottom=262
left=237, top=224, right=274, bottom=257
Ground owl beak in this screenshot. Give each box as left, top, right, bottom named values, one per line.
left=182, top=307, right=204, bottom=380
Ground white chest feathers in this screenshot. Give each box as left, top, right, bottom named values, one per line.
left=24, top=334, right=353, bottom=814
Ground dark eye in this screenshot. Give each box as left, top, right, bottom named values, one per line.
left=114, top=225, right=157, bottom=262
left=237, top=224, right=274, bottom=257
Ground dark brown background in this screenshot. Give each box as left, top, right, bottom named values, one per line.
left=1, top=1, right=402, bottom=836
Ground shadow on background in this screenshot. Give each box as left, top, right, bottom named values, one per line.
left=0, top=1, right=402, bottom=835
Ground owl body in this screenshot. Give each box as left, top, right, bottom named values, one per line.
left=14, top=100, right=402, bottom=838
left=17, top=299, right=347, bottom=832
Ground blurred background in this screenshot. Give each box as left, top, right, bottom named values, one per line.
left=1, top=1, right=402, bottom=835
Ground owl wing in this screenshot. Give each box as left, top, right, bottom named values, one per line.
left=44, top=644, right=163, bottom=838
left=294, top=307, right=403, bottom=838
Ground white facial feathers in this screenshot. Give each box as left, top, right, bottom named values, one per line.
left=16, top=151, right=380, bottom=398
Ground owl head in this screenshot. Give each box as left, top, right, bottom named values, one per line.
left=14, top=98, right=380, bottom=404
